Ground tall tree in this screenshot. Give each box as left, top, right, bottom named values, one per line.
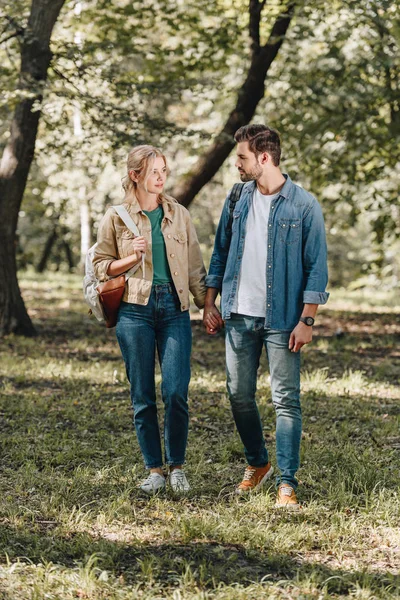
left=0, top=0, right=66, bottom=336
left=173, top=0, right=297, bottom=207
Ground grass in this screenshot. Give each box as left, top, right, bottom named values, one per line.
left=0, top=271, right=399, bottom=599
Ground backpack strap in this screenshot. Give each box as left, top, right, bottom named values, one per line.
left=112, top=205, right=140, bottom=236
left=112, top=205, right=145, bottom=279
left=227, top=183, right=245, bottom=233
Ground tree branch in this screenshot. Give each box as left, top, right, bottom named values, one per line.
left=173, top=0, right=297, bottom=207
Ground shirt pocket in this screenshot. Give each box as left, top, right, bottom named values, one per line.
left=118, top=229, right=136, bottom=257
left=278, top=219, right=301, bottom=245
left=173, top=231, right=188, bottom=244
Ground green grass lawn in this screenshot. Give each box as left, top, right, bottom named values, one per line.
left=0, top=272, right=399, bottom=599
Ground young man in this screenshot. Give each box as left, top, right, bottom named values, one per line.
left=203, top=124, right=329, bottom=507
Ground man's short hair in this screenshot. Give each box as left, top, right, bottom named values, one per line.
left=234, top=124, right=281, bottom=166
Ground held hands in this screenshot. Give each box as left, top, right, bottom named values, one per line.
left=203, top=303, right=224, bottom=335
left=289, top=322, right=313, bottom=353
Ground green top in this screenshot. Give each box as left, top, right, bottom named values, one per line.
left=143, top=205, right=172, bottom=285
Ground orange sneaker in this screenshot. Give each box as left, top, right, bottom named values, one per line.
left=275, top=484, right=300, bottom=509
left=235, top=463, right=274, bottom=495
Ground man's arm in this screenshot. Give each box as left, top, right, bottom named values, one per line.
left=289, top=199, right=329, bottom=352
left=203, top=192, right=233, bottom=334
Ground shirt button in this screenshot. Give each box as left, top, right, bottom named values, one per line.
left=282, top=224, right=286, bottom=227
left=167, top=234, right=172, bottom=239
left=268, top=244, right=271, bottom=248
left=269, top=224, right=272, bottom=228
left=268, top=265, right=272, bottom=268
left=268, top=285, right=271, bottom=288
left=267, top=304, right=271, bottom=307
left=170, top=253, right=175, bottom=258
left=179, top=288, right=183, bottom=293
left=174, top=271, right=178, bottom=275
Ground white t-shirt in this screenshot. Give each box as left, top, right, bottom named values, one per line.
left=231, top=188, right=279, bottom=318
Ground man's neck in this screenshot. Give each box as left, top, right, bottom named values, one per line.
left=256, top=169, right=285, bottom=196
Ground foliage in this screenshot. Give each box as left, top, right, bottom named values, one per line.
left=0, top=0, right=399, bottom=284
left=0, top=273, right=399, bottom=598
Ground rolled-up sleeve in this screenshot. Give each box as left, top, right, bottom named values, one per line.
left=92, top=209, right=118, bottom=281
left=186, top=212, right=207, bottom=308
left=302, top=200, right=329, bottom=305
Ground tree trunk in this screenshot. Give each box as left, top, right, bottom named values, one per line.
left=63, top=239, right=75, bottom=271
left=37, top=225, right=58, bottom=273
left=0, top=0, right=66, bottom=336
left=173, top=1, right=297, bottom=207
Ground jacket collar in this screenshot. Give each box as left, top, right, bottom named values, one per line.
left=242, top=173, right=294, bottom=200
left=123, top=190, right=176, bottom=221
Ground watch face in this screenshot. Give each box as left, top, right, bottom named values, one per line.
left=305, top=317, right=314, bottom=326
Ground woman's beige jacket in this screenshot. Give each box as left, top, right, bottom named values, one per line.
left=93, top=191, right=207, bottom=311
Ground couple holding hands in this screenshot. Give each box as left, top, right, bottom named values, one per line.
left=93, top=124, right=329, bottom=508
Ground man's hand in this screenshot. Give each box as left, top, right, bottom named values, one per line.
left=203, top=303, right=223, bottom=335
left=288, top=322, right=313, bottom=352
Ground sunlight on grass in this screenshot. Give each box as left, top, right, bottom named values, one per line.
left=0, top=274, right=399, bottom=598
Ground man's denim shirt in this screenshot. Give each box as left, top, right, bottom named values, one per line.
left=205, top=175, right=329, bottom=332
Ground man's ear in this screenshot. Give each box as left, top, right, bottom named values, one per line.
left=259, top=152, right=269, bottom=165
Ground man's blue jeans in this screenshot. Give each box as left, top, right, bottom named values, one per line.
left=225, top=314, right=301, bottom=489
left=116, top=284, right=192, bottom=469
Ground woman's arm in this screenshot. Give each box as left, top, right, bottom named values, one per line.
left=186, top=213, right=207, bottom=308
left=106, top=237, right=146, bottom=276
left=93, top=208, right=147, bottom=280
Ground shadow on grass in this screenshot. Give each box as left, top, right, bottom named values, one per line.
left=0, top=522, right=398, bottom=595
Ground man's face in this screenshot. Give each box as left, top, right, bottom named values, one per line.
left=235, top=142, right=262, bottom=182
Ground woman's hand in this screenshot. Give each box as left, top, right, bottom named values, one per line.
left=132, top=236, right=148, bottom=255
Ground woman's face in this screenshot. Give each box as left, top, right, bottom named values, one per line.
left=141, top=156, right=167, bottom=194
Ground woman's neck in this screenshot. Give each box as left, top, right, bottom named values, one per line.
left=135, top=187, right=159, bottom=211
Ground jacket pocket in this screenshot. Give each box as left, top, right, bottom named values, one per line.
left=173, top=231, right=188, bottom=244
left=278, top=219, right=301, bottom=244
left=118, top=229, right=136, bottom=257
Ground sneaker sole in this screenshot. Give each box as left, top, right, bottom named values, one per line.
left=139, top=485, right=166, bottom=496
left=236, top=465, right=274, bottom=495
left=275, top=502, right=301, bottom=511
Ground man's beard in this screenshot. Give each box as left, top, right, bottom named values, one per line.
left=238, top=164, right=263, bottom=182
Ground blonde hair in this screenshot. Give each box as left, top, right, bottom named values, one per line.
left=122, top=145, right=171, bottom=204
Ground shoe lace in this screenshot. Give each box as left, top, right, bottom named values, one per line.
left=280, top=486, right=293, bottom=497
left=172, top=470, right=186, bottom=482
left=145, top=473, right=163, bottom=484
left=243, top=467, right=256, bottom=481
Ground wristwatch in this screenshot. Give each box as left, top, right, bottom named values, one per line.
left=299, top=316, right=315, bottom=326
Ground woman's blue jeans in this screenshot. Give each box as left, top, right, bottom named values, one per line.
left=225, top=314, right=302, bottom=489
left=116, top=284, right=192, bottom=469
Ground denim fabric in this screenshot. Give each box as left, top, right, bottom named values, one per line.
left=225, top=314, right=301, bottom=489
left=205, top=175, right=329, bottom=331
left=116, top=284, right=192, bottom=468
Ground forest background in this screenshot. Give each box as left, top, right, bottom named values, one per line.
left=0, top=0, right=399, bottom=338
left=1, top=2, right=400, bottom=599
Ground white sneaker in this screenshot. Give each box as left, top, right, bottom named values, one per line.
left=140, top=472, right=166, bottom=495
left=170, top=469, right=190, bottom=494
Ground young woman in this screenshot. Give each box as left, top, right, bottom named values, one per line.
left=93, top=145, right=206, bottom=494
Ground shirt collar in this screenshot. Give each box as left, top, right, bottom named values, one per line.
left=123, top=190, right=175, bottom=221
left=243, top=173, right=293, bottom=200
left=279, top=173, right=293, bottom=200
